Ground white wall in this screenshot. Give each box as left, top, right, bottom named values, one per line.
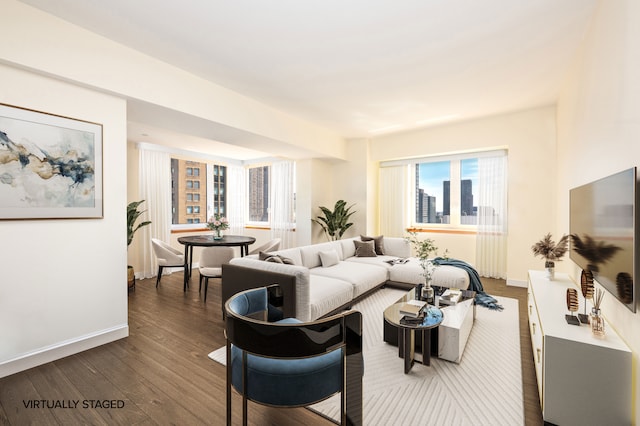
left=556, top=0, right=640, bottom=421
left=368, top=106, right=558, bottom=284
left=0, top=65, right=128, bottom=377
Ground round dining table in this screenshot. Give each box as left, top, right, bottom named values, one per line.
left=177, top=234, right=256, bottom=291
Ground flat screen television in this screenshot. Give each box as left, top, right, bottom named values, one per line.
left=569, top=167, right=637, bottom=312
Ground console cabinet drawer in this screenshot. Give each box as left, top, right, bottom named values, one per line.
left=527, top=287, right=543, bottom=403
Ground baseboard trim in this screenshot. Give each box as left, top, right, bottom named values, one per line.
left=507, top=278, right=528, bottom=288
left=0, top=324, right=129, bottom=378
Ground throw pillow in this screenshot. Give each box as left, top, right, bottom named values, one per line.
left=361, top=235, right=385, bottom=255
left=259, top=251, right=294, bottom=264
left=353, top=240, right=377, bottom=257
left=319, top=249, right=340, bottom=267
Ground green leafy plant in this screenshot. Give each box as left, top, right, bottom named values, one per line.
left=127, top=200, right=151, bottom=247
left=312, top=200, right=356, bottom=241
left=406, top=232, right=439, bottom=281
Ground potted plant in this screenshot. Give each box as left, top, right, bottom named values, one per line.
left=406, top=232, right=439, bottom=302
left=531, top=233, right=569, bottom=280
left=312, top=200, right=356, bottom=241
left=127, top=200, right=151, bottom=290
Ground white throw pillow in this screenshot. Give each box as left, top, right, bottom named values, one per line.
left=319, top=250, right=340, bottom=267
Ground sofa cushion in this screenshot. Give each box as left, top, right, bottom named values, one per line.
left=229, top=257, right=312, bottom=321
left=354, top=240, right=376, bottom=257
left=319, top=250, right=340, bottom=267
left=308, top=275, right=353, bottom=320
left=360, top=235, right=385, bottom=255
left=386, top=258, right=470, bottom=289
left=310, top=261, right=388, bottom=299
left=345, top=255, right=396, bottom=269
left=300, top=241, right=343, bottom=268
left=269, top=247, right=303, bottom=266
left=259, top=251, right=295, bottom=264
left=382, top=237, right=411, bottom=258
left=340, top=238, right=358, bottom=259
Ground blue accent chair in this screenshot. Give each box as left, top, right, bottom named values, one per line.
left=225, top=286, right=363, bottom=425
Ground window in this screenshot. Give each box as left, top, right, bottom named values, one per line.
left=248, top=165, right=269, bottom=223
left=415, top=161, right=450, bottom=224
left=460, top=158, right=478, bottom=224
left=171, top=158, right=227, bottom=226
left=413, top=156, right=479, bottom=227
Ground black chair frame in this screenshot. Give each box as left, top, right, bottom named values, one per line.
left=224, top=286, right=363, bottom=426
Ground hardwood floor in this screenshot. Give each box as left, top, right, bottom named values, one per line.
left=0, top=272, right=543, bottom=425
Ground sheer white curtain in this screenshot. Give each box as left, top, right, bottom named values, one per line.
left=475, top=154, right=508, bottom=279
left=270, top=160, right=296, bottom=248
left=227, top=164, right=246, bottom=235
left=138, top=146, right=172, bottom=279
left=379, top=165, right=410, bottom=237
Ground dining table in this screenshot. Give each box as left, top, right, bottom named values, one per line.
left=177, top=234, right=256, bottom=291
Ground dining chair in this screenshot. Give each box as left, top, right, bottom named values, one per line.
left=224, top=285, right=363, bottom=426
left=151, top=238, right=185, bottom=288
left=198, top=246, right=235, bottom=302
left=248, top=238, right=281, bottom=255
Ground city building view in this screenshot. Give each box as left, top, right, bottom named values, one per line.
left=248, top=165, right=269, bottom=222
left=415, top=160, right=478, bottom=225
left=171, top=159, right=226, bottom=225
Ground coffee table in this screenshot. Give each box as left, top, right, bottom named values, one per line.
left=383, top=286, right=476, bottom=366
left=384, top=300, right=443, bottom=373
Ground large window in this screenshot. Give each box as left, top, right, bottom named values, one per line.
left=248, top=165, right=269, bottom=223
left=171, top=158, right=226, bottom=225
left=413, top=157, right=478, bottom=227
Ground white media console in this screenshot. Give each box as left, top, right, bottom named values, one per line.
left=527, top=270, right=631, bottom=425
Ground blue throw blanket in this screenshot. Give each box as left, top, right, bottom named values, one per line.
left=432, top=257, right=504, bottom=311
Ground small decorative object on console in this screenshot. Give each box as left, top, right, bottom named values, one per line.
left=590, top=289, right=605, bottom=337
left=578, top=269, right=594, bottom=324
left=565, top=288, right=580, bottom=325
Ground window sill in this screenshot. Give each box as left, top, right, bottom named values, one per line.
left=406, top=227, right=477, bottom=235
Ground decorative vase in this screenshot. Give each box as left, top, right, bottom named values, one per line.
left=544, top=260, right=555, bottom=280
left=213, top=229, right=222, bottom=240
left=590, top=308, right=605, bottom=337
left=422, top=280, right=434, bottom=304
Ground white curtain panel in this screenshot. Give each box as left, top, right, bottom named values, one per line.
left=227, top=164, right=246, bottom=235
left=475, top=155, right=508, bottom=279
left=270, top=160, right=296, bottom=249
left=138, top=147, right=172, bottom=279
left=379, top=165, right=410, bottom=237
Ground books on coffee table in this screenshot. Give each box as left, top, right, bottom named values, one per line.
left=439, top=288, right=462, bottom=306
left=399, top=300, right=427, bottom=317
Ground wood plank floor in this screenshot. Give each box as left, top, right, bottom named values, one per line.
left=0, top=271, right=543, bottom=425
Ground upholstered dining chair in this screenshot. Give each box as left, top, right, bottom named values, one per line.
left=247, top=238, right=281, bottom=255
left=198, top=246, right=235, bottom=302
left=151, top=238, right=185, bottom=288
left=224, top=286, right=363, bottom=426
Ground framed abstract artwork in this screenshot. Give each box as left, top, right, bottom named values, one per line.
left=0, top=103, right=103, bottom=219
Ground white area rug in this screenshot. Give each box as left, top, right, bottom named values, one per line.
left=209, top=288, right=523, bottom=426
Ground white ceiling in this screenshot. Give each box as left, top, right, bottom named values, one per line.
left=20, top=0, right=598, bottom=159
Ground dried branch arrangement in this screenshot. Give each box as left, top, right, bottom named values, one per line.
left=592, top=288, right=605, bottom=310
left=531, top=233, right=569, bottom=262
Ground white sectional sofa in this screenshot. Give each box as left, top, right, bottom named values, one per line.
left=222, top=236, right=469, bottom=322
